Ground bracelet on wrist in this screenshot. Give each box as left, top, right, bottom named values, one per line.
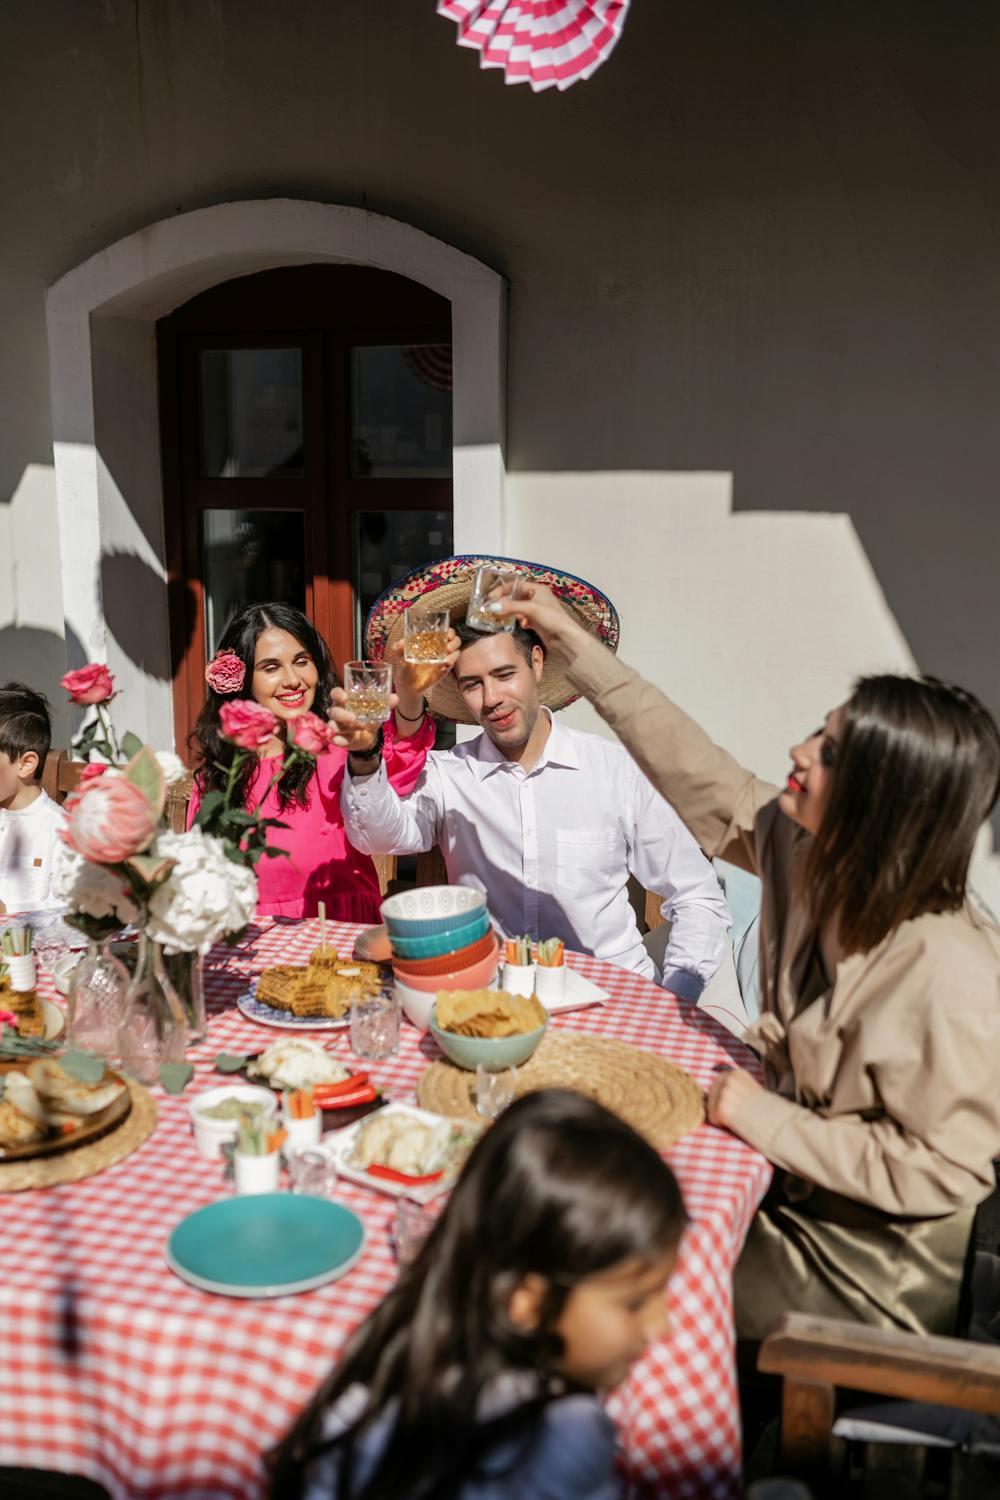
left=349, top=726, right=384, bottom=766
left=395, top=699, right=426, bottom=723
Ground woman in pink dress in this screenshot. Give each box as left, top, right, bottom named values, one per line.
left=189, top=602, right=455, bottom=922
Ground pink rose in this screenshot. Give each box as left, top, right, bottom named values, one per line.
left=64, top=775, right=158, bottom=863
left=289, top=711, right=333, bottom=756
left=80, top=763, right=109, bottom=782
left=0, top=1010, right=17, bottom=1028
left=219, top=699, right=278, bottom=751
left=62, top=663, right=115, bottom=705
left=205, top=650, right=246, bottom=695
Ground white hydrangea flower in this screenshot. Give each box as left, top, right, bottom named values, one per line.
left=155, top=750, right=188, bottom=788
left=145, top=826, right=257, bottom=955
left=50, top=839, right=141, bottom=925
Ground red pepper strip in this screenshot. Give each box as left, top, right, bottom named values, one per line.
left=367, top=1163, right=444, bottom=1186
left=312, top=1073, right=370, bottom=1100
left=316, top=1083, right=379, bottom=1111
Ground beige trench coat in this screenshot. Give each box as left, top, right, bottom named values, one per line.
left=566, top=635, right=1000, bottom=1336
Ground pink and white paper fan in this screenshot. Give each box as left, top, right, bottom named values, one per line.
left=437, top=0, right=631, bottom=93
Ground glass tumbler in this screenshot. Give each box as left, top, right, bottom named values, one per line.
left=343, top=660, right=393, bottom=725
left=403, top=608, right=451, bottom=664
left=288, top=1145, right=339, bottom=1198
left=475, top=1064, right=518, bottom=1119
left=465, top=567, right=527, bottom=633
left=393, top=1196, right=437, bottom=1267
left=350, top=984, right=401, bottom=1061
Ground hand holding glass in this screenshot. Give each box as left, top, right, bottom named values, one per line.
left=465, top=568, right=529, bottom=633
left=343, top=660, right=393, bottom=725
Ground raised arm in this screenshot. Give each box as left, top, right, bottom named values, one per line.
left=495, top=583, right=779, bottom=873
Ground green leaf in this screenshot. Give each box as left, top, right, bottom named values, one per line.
left=213, top=1052, right=249, bottom=1073
left=195, top=790, right=224, bottom=822
left=158, top=1061, right=194, bottom=1095
left=125, top=744, right=166, bottom=819
left=59, top=1048, right=107, bottom=1085
left=221, top=809, right=255, bottom=827
left=125, top=853, right=176, bottom=888
left=120, top=731, right=144, bottom=759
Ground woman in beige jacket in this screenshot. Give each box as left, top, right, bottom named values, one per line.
left=494, top=584, right=1000, bottom=1340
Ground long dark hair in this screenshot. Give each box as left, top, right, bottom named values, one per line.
left=268, top=1089, right=686, bottom=1500
left=804, top=674, right=1000, bottom=954
left=191, top=603, right=337, bottom=811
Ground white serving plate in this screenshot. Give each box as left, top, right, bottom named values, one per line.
left=540, top=967, right=608, bottom=1015
left=330, top=1102, right=479, bottom=1204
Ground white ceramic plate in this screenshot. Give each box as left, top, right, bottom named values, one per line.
left=330, top=1103, right=480, bottom=1204
left=236, top=983, right=351, bottom=1032
left=541, top=967, right=608, bottom=1015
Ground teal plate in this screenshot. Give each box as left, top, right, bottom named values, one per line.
left=166, top=1194, right=366, bottom=1298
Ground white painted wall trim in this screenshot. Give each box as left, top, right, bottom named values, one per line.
left=45, top=199, right=507, bottom=747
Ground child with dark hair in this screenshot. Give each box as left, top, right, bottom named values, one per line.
left=0, top=682, right=65, bottom=913
left=269, top=1089, right=686, bottom=1500
left=190, top=603, right=457, bottom=920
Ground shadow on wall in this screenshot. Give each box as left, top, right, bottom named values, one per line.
left=0, top=622, right=87, bottom=748
left=100, top=550, right=195, bottom=683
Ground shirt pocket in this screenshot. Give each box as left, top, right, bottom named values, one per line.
left=554, top=828, right=622, bottom=898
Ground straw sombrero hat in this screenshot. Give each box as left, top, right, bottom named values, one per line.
left=364, top=555, right=620, bottom=725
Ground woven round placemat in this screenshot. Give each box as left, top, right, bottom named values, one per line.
left=417, top=1032, right=705, bottom=1150
left=0, top=1079, right=157, bottom=1193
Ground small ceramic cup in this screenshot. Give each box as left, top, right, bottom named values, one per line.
left=533, top=964, right=566, bottom=1004
left=6, top=954, right=37, bottom=993
left=233, top=1148, right=281, bottom=1196
left=502, top=961, right=535, bottom=998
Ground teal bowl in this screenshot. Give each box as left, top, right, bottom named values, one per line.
left=390, top=911, right=490, bottom=960
left=429, top=1005, right=548, bottom=1072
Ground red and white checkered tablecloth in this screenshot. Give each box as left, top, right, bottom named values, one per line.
left=0, top=919, right=771, bottom=1500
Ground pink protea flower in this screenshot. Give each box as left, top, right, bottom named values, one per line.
left=205, top=650, right=246, bottom=695
left=219, top=699, right=278, bottom=751
left=62, top=663, right=115, bottom=705
left=289, top=711, right=334, bottom=756
left=64, top=775, right=158, bottom=864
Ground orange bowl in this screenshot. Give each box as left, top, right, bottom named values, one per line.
left=392, top=934, right=500, bottom=993
left=391, top=928, right=497, bottom=978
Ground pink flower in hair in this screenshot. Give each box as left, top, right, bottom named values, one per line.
left=205, top=650, right=246, bottom=695
left=289, top=712, right=333, bottom=756
left=219, top=700, right=277, bottom=751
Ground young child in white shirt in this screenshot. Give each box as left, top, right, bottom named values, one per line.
left=0, top=683, right=66, bottom=914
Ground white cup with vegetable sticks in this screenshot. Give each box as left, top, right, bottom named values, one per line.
left=343, top=660, right=393, bottom=725
left=232, top=1109, right=286, bottom=1195
left=533, top=938, right=566, bottom=1003
left=282, top=1089, right=322, bottom=1149
left=501, top=935, right=535, bottom=998
left=403, top=607, right=451, bottom=664
left=2, top=926, right=36, bottom=992
left=466, top=567, right=528, bottom=633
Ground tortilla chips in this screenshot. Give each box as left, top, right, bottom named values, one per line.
left=436, top=989, right=546, bottom=1038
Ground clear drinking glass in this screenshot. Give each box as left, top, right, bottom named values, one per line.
left=350, top=984, right=401, bottom=1061
left=67, top=940, right=130, bottom=1055
left=465, top=567, right=527, bottom=633
left=475, top=1063, right=518, bottom=1119
left=343, top=660, right=393, bottom=725
left=393, top=1196, right=437, bottom=1267
left=33, top=918, right=74, bottom=974
left=288, top=1145, right=339, bottom=1198
left=403, top=608, right=451, bottom=665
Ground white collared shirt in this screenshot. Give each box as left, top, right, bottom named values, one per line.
left=342, top=713, right=730, bottom=997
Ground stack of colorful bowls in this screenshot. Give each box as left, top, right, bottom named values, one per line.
left=381, top=886, right=499, bottom=1031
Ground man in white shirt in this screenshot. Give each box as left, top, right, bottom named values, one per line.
left=0, top=683, right=66, bottom=914
left=340, top=570, right=730, bottom=997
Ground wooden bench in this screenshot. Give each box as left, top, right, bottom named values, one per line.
left=42, top=751, right=194, bottom=834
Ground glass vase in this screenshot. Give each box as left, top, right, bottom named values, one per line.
left=163, top=951, right=207, bottom=1045
left=117, top=934, right=187, bottom=1085
left=67, top=939, right=130, bottom=1056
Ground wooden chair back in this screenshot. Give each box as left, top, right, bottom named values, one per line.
left=42, top=751, right=194, bottom=834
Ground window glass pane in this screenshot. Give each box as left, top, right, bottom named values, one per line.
left=351, top=345, right=452, bottom=477
left=199, top=349, right=304, bottom=477
left=354, top=510, right=453, bottom=644
left=203, top=510, right=306, bottom=655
